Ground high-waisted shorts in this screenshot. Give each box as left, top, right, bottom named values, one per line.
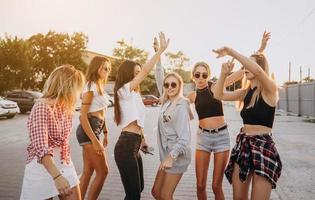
left=196, top=125, right=231, bottom=153
left=76, top=116, right=104, bottom=146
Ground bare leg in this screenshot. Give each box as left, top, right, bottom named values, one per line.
left=195, top=150, right=211, bottom=200
left=80, top=145, right=94, bottom=199
left=250, top=173, right=272, bottom=200
left=160, top=172, right=183, bottom=200
left=85, top=146, right=109, bottom=200
left=152, top=169, right=166, bottom=199
left=232, top=163, right=252, bottom=200
left=212, top=150, right=230, bottom=200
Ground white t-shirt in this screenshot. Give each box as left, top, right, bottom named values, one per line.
left=83, top=82, right=110, bottom=113
left=117, top=82, right=145, bottom=129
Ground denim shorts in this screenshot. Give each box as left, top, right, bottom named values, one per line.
left=196, top=126, right=231, bottom=153
left=76, top=116, right=104, bottom=146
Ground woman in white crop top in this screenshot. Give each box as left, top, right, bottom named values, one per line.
left=113, top=32, right=169, bottom=200
left=75, top=56, right=111, bottom=200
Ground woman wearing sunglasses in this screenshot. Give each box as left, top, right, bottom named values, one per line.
left=188, top=32, right=270, bottom=200
left=152, top=38, right=194, bottom=200
left=212, top=32, right=282, bottom=200
left=76, top=56, right=111, bottom=200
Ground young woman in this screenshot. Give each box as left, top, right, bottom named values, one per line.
left=20, top=65, right=85, bottom=200
left=152, top=38, right=194, bottom=200
left=212, top=38, right=282, bottom=199
left=188, top=32, right=270, bottom=200
left=113, top=32, right=169, bottom=200
left=76, top=56, right=111, bottom=200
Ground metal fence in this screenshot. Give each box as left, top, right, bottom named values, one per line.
left=278, top=82, right=315, bottom=117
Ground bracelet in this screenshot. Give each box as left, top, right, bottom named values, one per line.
left=53, top=173, right=62, bottom=180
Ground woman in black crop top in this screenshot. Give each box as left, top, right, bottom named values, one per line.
left=187, top=61, right=244, bottom=200
left=213, top=31, right=282, bottom=200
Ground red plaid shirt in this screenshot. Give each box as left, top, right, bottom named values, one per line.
left=26, top=101, right=73, bottom=164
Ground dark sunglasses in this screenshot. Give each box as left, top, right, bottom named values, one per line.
left=103, top=66, right=110, bottom=72
left=194, top=73, right=208, bottom=79
left=163, top=82, right=177, bottom=89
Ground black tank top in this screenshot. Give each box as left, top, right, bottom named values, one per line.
left=240, top=87, right=275, bottom=128
left=195, top=82, right=224, bottom=120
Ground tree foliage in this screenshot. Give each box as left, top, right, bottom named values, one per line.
left=0, top=31, right=88, bottom=94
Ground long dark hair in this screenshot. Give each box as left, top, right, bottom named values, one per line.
left=86, top=56, right=111, bottom=95
left=114, top=60, right=141, bottom=125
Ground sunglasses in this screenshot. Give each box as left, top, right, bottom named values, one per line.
left=194, top=73, right=208, bottom=79
left=163, top=82, right=177, bottom=89
left=103, top=66, right=111, bottom=72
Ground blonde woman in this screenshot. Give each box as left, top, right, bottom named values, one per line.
left=20, top=65, right=85, bottom=200
left=76, top=56, right=111, bottom=200
left=213, top=35, right=282, bottom=199
left=152, top=38, right=194, bottom=200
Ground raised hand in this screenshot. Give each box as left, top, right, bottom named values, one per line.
left=212, top=46, right=231, bottom=58
left=156, top=32, right=170, bottom=54
left=153, top=37, right=159, bottom=53
left=221, top=59, right=235, bottom=76
left=258, top=31, right=271, bottom=53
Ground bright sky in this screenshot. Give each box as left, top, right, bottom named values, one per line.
left=1, top=0, right=315, bottom=84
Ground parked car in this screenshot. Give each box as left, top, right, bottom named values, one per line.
left=6, top=90, right=43, bottom=113
left=142, top=95, right=160, bottom=107
left=0, top=96, right=20, bottom=119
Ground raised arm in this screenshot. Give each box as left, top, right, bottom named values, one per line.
left=213, top=60, right=246, bottom=101
left=257, top=31, right=271, bottom=54
left=153, top=37, right=164, bottom=96
left=130, top=32, right=169, bottom=91
left=224, top=68, right=244, bottom=87
left=213, top=46, right=277, bottom=94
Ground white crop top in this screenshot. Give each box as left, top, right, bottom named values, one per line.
left=83, top=82, right=110, bottom=113
left=117, top=82, right=145, bottom=129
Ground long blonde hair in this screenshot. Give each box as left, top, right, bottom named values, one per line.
left=42, top=64, right=85, bottom=113
left=236, top=53, right=271, bottom=110
left=160, top=72, right=184, bottom=105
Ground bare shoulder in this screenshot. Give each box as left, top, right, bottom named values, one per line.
left=187, top=91, right=196, bottom=103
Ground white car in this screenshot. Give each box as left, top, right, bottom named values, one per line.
left=0, top=97, right=20, bottom=119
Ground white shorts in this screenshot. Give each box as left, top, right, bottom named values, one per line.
left=20, top=148, right=79, bottom=200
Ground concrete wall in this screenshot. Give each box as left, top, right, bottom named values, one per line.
left=278, top=82, right=315, bottom=117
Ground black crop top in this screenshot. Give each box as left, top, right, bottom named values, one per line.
left=195, top=82, right=224, bottom=120
left=240, top=87, right=275, bottom=128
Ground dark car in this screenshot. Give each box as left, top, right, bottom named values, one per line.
left=6, top=90, right=43, bottom=113
left=142, top=95, right=159, bottom=107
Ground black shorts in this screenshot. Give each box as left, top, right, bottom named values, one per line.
left=76, top=116, right=104, bottom=146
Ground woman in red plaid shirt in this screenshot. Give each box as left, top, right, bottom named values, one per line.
left=213, top=32, right=282, bottom=200
left=20, top=65, right=85, bottom=200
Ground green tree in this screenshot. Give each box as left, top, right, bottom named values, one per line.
left=112, top=40, right=157, bottom=94
left=165, top=51, right=191, bottom=83
left=28, top=31, right=88, bottom=89
left=0, top=34, right=32, bottom=94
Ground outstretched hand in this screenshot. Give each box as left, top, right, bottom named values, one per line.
left=221, top=59, right=235, bottom=76
left=155, top=32, right=170, bottom=54
left=258, top=31, right=271, bottom=53
left=212, top=46, right=231, bottom=58
left=153, top=37, right=159, bottom=53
